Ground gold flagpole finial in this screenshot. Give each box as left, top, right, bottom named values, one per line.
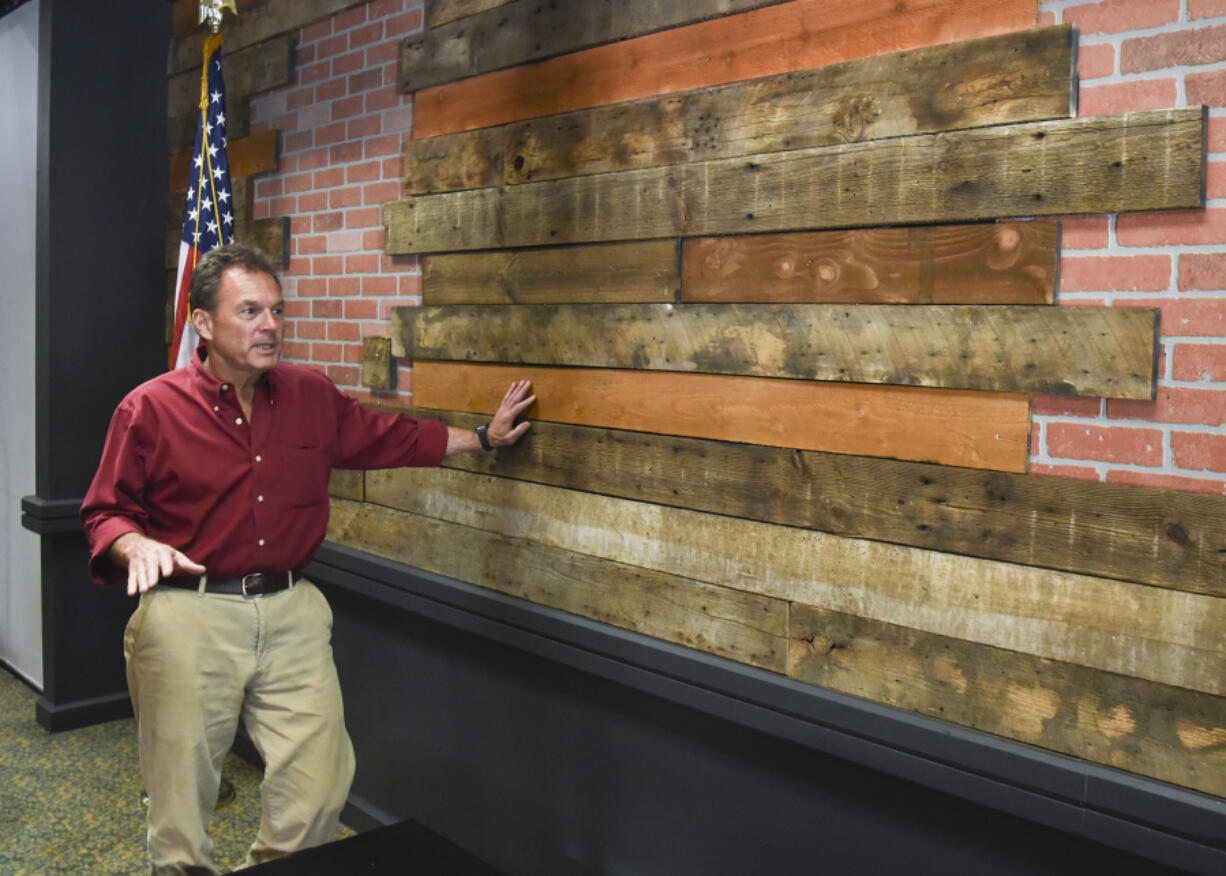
left=199, top=0, right=238, bottom=34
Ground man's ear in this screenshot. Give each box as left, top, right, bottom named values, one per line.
left=191, top=308, right=213, bottom=342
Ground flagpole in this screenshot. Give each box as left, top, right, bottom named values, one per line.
left=167, top=1, right=238, bottom=369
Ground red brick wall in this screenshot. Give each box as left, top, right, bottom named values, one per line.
left=248, top=0, right=423, bottom=403
left=1034, top=0, right=1226, bottom=493
left=250, top=0, right=1226, bottom=493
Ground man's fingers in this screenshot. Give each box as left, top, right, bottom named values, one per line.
left=173, top=550, right=207, bottom=575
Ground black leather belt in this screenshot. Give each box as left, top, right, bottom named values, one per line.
left=161, top=570, right=300, bottom=597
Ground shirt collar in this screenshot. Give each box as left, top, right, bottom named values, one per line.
left=187, top=343, right=278, bottom=404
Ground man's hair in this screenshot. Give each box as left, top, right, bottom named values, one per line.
left=189, top=244, right=281, bottom=314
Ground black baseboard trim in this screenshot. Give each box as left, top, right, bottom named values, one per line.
left=35, top=690, right=133, bottom=732
left=308, top=542, right=1226, bottom=876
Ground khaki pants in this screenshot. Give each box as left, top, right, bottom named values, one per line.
left=124, top=579, right=355, bottom=875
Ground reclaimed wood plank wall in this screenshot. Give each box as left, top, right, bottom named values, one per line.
left=342, top=0, right=1226, bottom=801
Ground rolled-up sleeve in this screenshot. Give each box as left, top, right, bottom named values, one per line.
left=330, top=389, right=449, bottom=470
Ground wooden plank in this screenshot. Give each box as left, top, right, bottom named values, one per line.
left=681, top=222, right=1059, bottom=305
left=788, top=604, right=1226, bottom=798
left=403, top=0, right=793, bottom=92
left=500, top=26, right=1076, bottom=187
left=386, top=109, right=1206, bottom=253
left=167, top=35, right=293, bottom=122
left=171, top=0, right=361, bottom=74
left=327, top=497, right=789, bottom=672
left=362, top=337, right=395, bottom=389
left=388, top=408, right=1226, bottom=598
left=422, top=241, right=679, bottom=304
left=249, top=216, right=290, bottom=267
left=359, top=465, right=1226, bottom=697
left=409, top=361, right=1030, bottom=472
left=328, top=469, right=364, bottom=501
left=412, top=0, right=1038, bottom=139
left=397, top=302, right=1157, bottom=399
left=169, top=93, right=250, bottom=156
left=404, top=126, right=504, bottom=194
left=169, top=129, right=279, bottom=190
left=405, top=26, right=1075, bottom=194
left=428, top=0, right=515, bottom=28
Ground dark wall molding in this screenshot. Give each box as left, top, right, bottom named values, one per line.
left=30, top=0, right=169, bottom=730
left=309, top=541, right=1226, bottom=875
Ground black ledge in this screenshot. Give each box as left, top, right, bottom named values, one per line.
left=21, top=495, right=83, bottom=535
left=308, top=541, right=1226, bottom=876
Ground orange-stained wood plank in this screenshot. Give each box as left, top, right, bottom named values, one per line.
left=412, top=0, right=1038, bottom=138
left=412, top=361, right=1030, bottom=472
left=169, top=129, right=278, bottom=190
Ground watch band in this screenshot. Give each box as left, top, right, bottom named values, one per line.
left=476, top=424, right=493, bottom=451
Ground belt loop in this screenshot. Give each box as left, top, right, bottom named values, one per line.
left=287, top=571, right=296, bottom=589
left=198, top=574, right=208, bottom=595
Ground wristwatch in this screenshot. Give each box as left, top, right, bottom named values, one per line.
left=475, top=424, right=493, bottom=451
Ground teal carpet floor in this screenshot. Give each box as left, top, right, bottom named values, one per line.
left=0, top=668, right=349, bottom=874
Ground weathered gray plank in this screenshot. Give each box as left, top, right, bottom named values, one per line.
left=387, top=406, right=1226, bottom=597
left=428, top=0, right=515, bottom=28
left=250, top=216, right=290, bottom=268
left=397, top=302, right=1158, bottom=398
left=328, top=469, right=364, bottom=501
left=405, top=26, right=1075, bottom=194
left=327, top=496, right=789, bottom=671
left=361, top=465, right=1226, bottom=698
left=681, top=222, right=1059, bottom=305
left=385, top=108, right=1205, bottom=253
left=788, top=604, right=1226, bottom=799
left=169, top=93, right=250, bottom=155
left=362, top=337, right=395, bottom=389
left=502, top=26, right=1076, bottom=186
left=171, top=0, right=365, bottom=75
left=423, top=241, right=679, bottom=304
left=402, top=0, right=792, bottom=92
left=167, top=35, right=293, bottom=123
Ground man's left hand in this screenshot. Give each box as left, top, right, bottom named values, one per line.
left=487, top=379, right=535, bottom=447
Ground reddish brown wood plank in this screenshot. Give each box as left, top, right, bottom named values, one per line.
left=682, top=222, right=1058, bottom=304
left=412, top=0, right=1038, bottom=139
left=411, top=361, right=1031, bottom=472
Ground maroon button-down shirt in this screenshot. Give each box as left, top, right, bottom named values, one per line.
left=81, top=349, right=448, bottom=588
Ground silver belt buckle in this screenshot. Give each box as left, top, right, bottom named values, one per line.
left=241, top=573, right=260, bottom=597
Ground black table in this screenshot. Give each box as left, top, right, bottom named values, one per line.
left=246, top=820, right=506, bottom=874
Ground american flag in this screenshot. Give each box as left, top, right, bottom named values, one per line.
left=170, top=34, right=234, bottom=370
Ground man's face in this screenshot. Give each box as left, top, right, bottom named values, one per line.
left=192, top=267, right=284, bottom=384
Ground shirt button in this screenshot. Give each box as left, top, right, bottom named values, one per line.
left=213, top=406, right=219, bottom=412
left=222, top=384, right=229, bottom=391
left=258, top=538, right=265, bottom=546
left=257, top=495, right=264, bottom=502
left=236, top=417, right=243, bottom=425
left=255, top=455, right=262, bottom=462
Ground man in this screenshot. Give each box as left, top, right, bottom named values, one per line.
left=80, top=244, right=534, bottom=874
